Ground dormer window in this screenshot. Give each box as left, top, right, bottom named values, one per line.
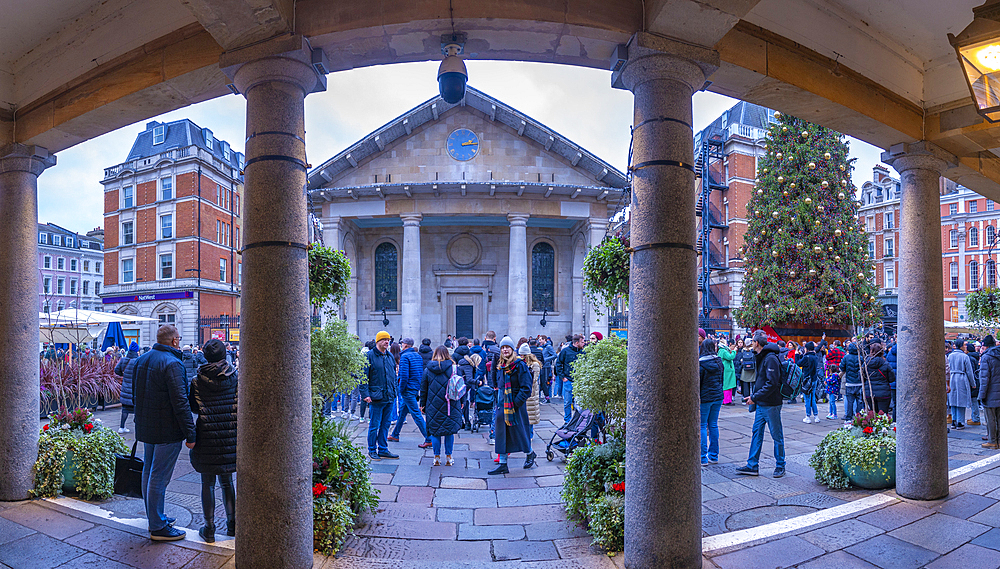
left=152, top=125, right=166, bottom=145
left=221, top=141, right=231, bottom=161
left=204, top=128, right=214, bottom=150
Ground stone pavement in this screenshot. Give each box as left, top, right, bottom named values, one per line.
left=1, top=397, right=998, bottom=568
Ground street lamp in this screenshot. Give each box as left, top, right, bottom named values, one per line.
left=540, top=309, right=548, bottom=328
left=381, top=308, right=389, bottom=327
left=949, top=0, right=1000, bottom=123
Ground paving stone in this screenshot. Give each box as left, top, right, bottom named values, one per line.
left=355, top=519, right=457, bottom=540
left=370, top=472, right=393, bottom=485
left=440, top=477, right=488, bottom=490
left=702, top=512, right=728, bottom=536
left=64, top=525, right=199, bottom=567
left=493, top=539, right=560, bottom=561
left=0, top=503, right=94, bottom=539
left=0, top=533, right=87, bottom=568
left=369, top=463, right=398, bottom=474
left=701, top=486, right=724, bottom=501
left=553, top=536, right=603, bottom=559
left=391, top=465, right=432, bottom=486
left=52, top=552, right=134, bottom=569
left=487, top=477, right=538, bottom=490
left=725, top=505, right=818, bottom=531
left=706, top=481, right=755, bottom=498
left=523, top=520, right=590, bottom=541
left=856, top=502, right=934, bottom=531
left=372, top=503, right=436, bottom=522
left=496, top=486, right=562, bottom=507
left=535, top=475, right=565, bottom=487
left=0, top=517, right=35, bottom=546
left=505, top=465, right=563, bottom=478
left=176, top=551, right=233, bottom=569
left=432, top=488, right=498, bottom=509
left=396, top=486, right=435, bottom=506
left=457, top=523, right=524, bottom=541
left=925, top=543, right=1000, bottom=569
left=474, top=504, right=567, bottom=525
left=796, top=550, right=879, bottom=569
left=930, top=492, right=997, bottom=519
left=703, top=491, right=774, bottom=514
left=972, top=527, right=1000, bottom=552
left=732, top=476, right=803, bottom=498
left=799, top=519, right=885, bottom=552
left=520, top=559, right=618, bottom=569
left=437, top=508, right=474, bottom=523
left=889, top=513, right=989, bottom=555
left=711, top=536, right=825, bottom=569
left=951, top=473, right=1000, bottom=495
left=777, top=492, right=848, bottom=509
left=348, top=536, right=492, bottom=560
left=373, top=484, right=398, bottom=501
left=699, top=469, right=731, bottom=485
left=844, top=534, right=940, bottom=569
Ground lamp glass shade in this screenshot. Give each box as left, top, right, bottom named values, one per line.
left=958, top=37, right=1000, bottom=122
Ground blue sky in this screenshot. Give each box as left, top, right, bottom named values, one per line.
left=36, top=60, right=886, bottom=233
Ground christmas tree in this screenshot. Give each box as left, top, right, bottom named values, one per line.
left=734, top=112, right=879, bottom=329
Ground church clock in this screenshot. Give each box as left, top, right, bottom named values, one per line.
left=447, top=128, right=479, bottom=161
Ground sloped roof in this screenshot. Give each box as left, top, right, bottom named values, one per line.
left=125, top=118, right=244, bottom=172
left=306, top=86, right=628, bottom=192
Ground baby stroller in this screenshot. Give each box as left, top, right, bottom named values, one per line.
left=545, top=408, right=604, bottom=462
left=471, top=384, right=495, bottom=433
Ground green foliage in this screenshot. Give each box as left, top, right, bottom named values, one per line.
left=309, top=244, right=352, bottom=311
left=33, top=410, right=127, bottom=500
left=809, top=410, right=896, bottom=489
left=735, top=113, right=880, bottom=329
left=562, top=438, right=625, bottom=552
left=966, top=288, right=1000, bottom=332
left=313, top=496, right=355, bottom=555
left=582, top=236, right=630, bottom=310
left=570, top=336, right=627, bottom=433
left=311, top=318, right=366, bottom=415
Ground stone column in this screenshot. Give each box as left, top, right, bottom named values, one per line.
left=614, top=33, right=718, bottom=569
left=586, top=218, right=610, bottom=338
left=221, top=35, right=326, bottom=569
left=0, top=144, right=55, bottom=501
left=882, top=141, right=956, bottom=501
left=321, top=216, right=342, bottom=323
left=401, top=213, right=422, bottom=340
left=347, top=276, right=359, bottom=334
left=508, top=213, right=530, bottom=340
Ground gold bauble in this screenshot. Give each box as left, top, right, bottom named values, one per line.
left=828, top=246, right=834, bottom=251
left=758, top=189, right=764, bottom=195
left=772, top=250, right=779, bottom=258
left=776, top=153, right=783, bottom=160
left=804, top=197, right=813, bottom=205
left=790, top=307, right=796, bottom=313
left=801, top=130, right=810, bottom=138
left=841, top=180, right=848, bottom=187
left=789, top=270, right=797, bottom=277
left=772, top=211, right=779, bottom=219
left=809, top=269, right=817, bottom=275
left=754, top=210, right=760, bottom=216
left=835, top=229, right=843, bottom=237
left=738, top=247, right=744, bottom=255
left=838, top=219, right=843, bottom=224
left=834, top=255, right=841, bottom=262
left=782, top=126, right=788, bottom=132
left=815, top=220, right=822, bottom=226
left=813, top=245, right=823, bottom=253
left=789, top=182, right=797, bottom=189
left=858, top=272, right=865, bottom=278
left=828, top=306, right=835, bottom=313
left=783, top=191, right=789, bottom=197
left=777, top=176, right=785, bottom=183
left=840, top=164, right=846, bottom=171
left=765, top=304, right=770, bottom=309
left=761, top=230, right=767, bottom=236
left=762, top=168, right=768, bottom=173
left=796, top=242, right=804, bottom=250
left=838, top=192, right=845, bottom=199
left=821, top=180, right=829, bottom=188
left=824, top=152, right=832, bottom=160
left=809, top=162, right=816, bottom=170
left=817, top=205, right=825, bottom=212
left=774, top=111, right=781, bottom=118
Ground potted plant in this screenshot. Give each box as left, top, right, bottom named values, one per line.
left=569, top=335, right=627, bottom=435
left=309, top=244, right=352, bottom=312
left=809, top=409, right=896, bottom=490
left=40, top=357, right=122, bottom=417
left=582, top=236, right=630, bottom=312
left=561, top=438, right=625, bottom=552
left=33, top=407, right=127, bottom=499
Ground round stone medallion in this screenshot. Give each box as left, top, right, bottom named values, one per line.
left=447, top=234, right=482, bottom=268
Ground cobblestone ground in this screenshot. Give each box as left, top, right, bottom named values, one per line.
left=2, top=396, right=999, bottom=568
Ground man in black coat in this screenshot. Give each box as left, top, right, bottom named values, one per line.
left=133, top=324, right=195, bottom=541
left=737, top=331, right=786, bottom=478
left=798, top=342, right=822, bottom=423
left=418, top=338, right=433, bottom=368
left=555, top=334, right=584, bottom=424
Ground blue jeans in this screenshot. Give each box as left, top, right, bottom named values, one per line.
left=551, top=371, right=562, bottom=397
left=391, top=390, right=430, bottom=442
left=389, top=392, right=401, bottom=423
left=746, top=404, right=785, bottom=470
left=431, top=435, right=454, bottom=456
left=563, top=379, right=574, bottom=424
left=803, top=391, right=818, bottom=417
left=142, top=441, right=183, bottom=531
left=952, top=405, right=967, bottom=426
left=367, top=400, right=393, bottom=454
left=828, top=397, right=838, bottom=417
left=844, top=386, right=863, bottom=421
left=700, top=401, right=722, bottom=463
left=972, top=400, right=982, bottom=423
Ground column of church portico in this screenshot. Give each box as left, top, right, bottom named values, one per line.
left=508, top=214, right=530, bottom=340
left=615, top=33, right=718, bottom=569
left=321, top=216, right=342, bottom=322
left=401, top=213, right=422, bottom=340
left=586, top=218, right=610, bottom=338
left=882, top=142, right=955, bottom=501
left=0, top=144, right=55, bottom=501
left=221, top=35, right=326, bottom=569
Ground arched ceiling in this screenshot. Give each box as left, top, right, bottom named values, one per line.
left=2, top=0, right=999, bottom=196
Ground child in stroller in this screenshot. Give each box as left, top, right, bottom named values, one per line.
left=471, top=384, right=495, bottom=433
left=545, top=408, right=605, bottom=461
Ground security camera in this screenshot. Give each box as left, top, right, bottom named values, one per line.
left=438, top=43, right=467, bottom=104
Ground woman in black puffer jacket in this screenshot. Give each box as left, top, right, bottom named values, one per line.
left=420, top=347, right=463, bottom=466
left=699, top=338, right=724, bottom=465
left=861, top=342, right=894, bottom=415
left=188, top=339, right=237, bottom=543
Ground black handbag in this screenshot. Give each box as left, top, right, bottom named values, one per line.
left=114, top=442, right=144, bottom=498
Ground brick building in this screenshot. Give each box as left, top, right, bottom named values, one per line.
left=100, top=119, right=244, bottom=347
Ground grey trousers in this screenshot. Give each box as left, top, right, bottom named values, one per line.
left=984, top=406, right=1000, bottom=445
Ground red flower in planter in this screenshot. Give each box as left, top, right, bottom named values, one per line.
left=863, top=426, right=873, bottom=435
left=313, top=483, right=328, bottom=498
left=42, top=424, right=49, bottom=431
left=83, top=423, right=94, bottom=434
left=611, top=482, right=624, bottom=492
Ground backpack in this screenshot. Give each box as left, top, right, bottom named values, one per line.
left=742, top=352, right=755, bottom=372
left=779, top=358, right=804, bottom=400
left=448, top=373, right=467, bottom=401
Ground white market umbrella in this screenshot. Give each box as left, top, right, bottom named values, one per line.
left=40, top=325, right=101, bottom=345
left=944, top=320, right=978, bottom=335
left=48, top=308, right=157, bottom=325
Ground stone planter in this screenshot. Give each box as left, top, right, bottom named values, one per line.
left=61, top=450, right=78, bottom=493
left=840, top=447, right=896, bottom=489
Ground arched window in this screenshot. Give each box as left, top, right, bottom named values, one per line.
left=374, top=242, right=398, bottom=311
left=988, top=225, right=997, bottom=247
left=971, top=261, right=980, bottom=290
left=971, top=227, right=980, bottom=248
left=531, top=242, right=555, bottom=312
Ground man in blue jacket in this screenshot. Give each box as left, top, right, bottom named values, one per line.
left=736, top=331, right=786, bottom=478
left=133, top=325, right=195, bottom=541
left=361, top=331, right=400, bottom=461
left=389, top=338, right=432, bottom=448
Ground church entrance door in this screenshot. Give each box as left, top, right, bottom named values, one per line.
left=445, top=293, right=484, bottom=340
left=456, top=305, right=474, bottom=339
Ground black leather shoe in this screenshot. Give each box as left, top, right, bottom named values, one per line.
left=368, top=452, right=382, bottom=461
left=226, top=519, right=235, bottom=537
left=488, top=464, right=509, bottom=475
left=524, top=452, right=537, bottom=469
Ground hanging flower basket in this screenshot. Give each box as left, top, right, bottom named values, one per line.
left=965, top=287, right=1000, bottom=332
left=582, top=236, right=630, bottom=310
left=308, top=244, right=351, bottom=310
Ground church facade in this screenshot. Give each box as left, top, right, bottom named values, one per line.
left=307, top=88, right=627, bottom=343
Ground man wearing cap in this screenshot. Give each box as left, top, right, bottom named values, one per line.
left=361, top=331, right=400, bottom=461
left=736, top=331, right=786, bottom=478
left=389, top=338, right=433, bottom=448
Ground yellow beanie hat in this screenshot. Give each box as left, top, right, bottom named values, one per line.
left=375, top=331, right=391, bottom=342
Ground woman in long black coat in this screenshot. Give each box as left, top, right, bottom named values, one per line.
left=489, top=336, right=534, bottom=475
left=861, top=342, right=894, bottom=415
left=188, top=339, right=237, bottom=543
left=420, top=346, right=464, bottom=466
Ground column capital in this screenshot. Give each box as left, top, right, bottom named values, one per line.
left=508, top=213, right=530, bottom=227
left=221, top=34, right=328, bottom=96
left=0, top=144, right=56, bottom=176
left=880, top=141, right=957, bottom=175
left=588, top=217, right=610, bottom=231
left=325, top=216, right=341, bottom=229
left=612, top=32, right=719, bottom=93
left=401, top=213, right=422, bottom=226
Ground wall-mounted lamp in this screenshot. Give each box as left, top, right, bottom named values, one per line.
left=437, top=290, right=442, bottom=302
left=381, top=308, right=389, bottom=327
left=950, top=0, right=1000, bottom=122
left=540, top=309, right=548, bottom=328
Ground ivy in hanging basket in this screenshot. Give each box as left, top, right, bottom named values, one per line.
left=965, top=287, right=1000, bottom=331
left=583, top=236, right=630, bottom=310
left=308, top=244, right=352, bottom=310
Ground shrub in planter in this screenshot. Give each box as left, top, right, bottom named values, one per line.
left=570, top=336, right=627, bottom=434
left=33, top=407, right=127, bottom=499
left=587, top=492, right=625, bottom=552
left=809, top=409, right=896, bottom=490
left=562, top=438, right=625, bottom=552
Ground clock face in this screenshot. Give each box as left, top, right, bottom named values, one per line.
left=447, top=128, right=480, bottom=161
